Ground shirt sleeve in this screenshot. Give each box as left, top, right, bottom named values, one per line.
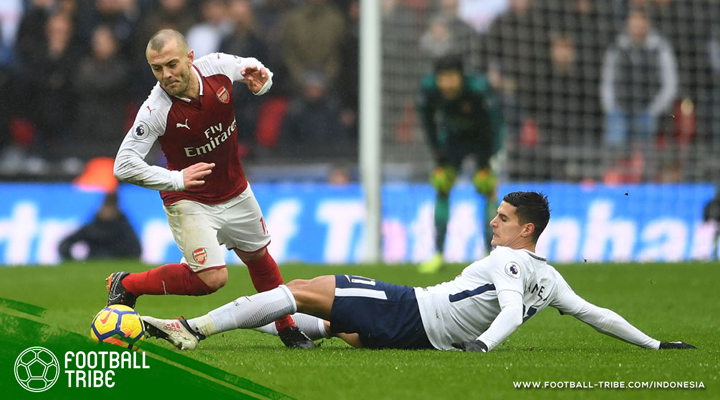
left=487, top=249, right=525, bottom=295
left=476, top=290, right=524, bottom=351
left=113, top=103, right=185, bottom=192
left=205, top=52, right=274, bottom=96
left=549, top=271, right=660, bottom=349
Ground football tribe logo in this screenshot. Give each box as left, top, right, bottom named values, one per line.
left=14, top=346, right=60, bottom=392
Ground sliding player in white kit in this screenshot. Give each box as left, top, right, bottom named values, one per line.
left=109, top=29, right=314, bottom=349
left=143, top=192, right=695, bottom=352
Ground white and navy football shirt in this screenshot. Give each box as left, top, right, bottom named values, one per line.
left=415, top=246, right=560, bottom=350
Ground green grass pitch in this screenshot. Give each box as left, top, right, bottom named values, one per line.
left=0, top=261, right=718, bottom=400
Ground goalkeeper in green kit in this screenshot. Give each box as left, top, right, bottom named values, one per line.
left=417, top=55, right=506, bottom=274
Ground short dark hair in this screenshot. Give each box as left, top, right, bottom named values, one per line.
left=147, top=29, right=188, bottom=53
left=434, top=54, right=464, bottom=75
left=502, top=191, right=550, bottom=243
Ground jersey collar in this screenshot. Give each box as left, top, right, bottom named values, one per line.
left=172, top=65, right=204, bottom=103
left=521, top=249, right=546, bottom=262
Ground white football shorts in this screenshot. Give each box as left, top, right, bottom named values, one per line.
left=163, top=185, right=271, bottom=271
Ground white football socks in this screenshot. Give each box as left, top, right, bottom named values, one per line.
left=253, top=313, right=330, bottom=340
left=187, top=285, right=297, bottom=337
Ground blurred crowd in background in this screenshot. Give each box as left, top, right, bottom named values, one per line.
left=0, top=0, right=718, bottom=183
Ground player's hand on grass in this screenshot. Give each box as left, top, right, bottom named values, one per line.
left=183, top=162, right=215, bottom=189
left=452, top=340, right=488, bottom=353
left=659, top=341, right=696, bottom=350
left=242, top=65, right=269, bottom=94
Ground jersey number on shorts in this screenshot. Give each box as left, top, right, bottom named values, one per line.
left=348, top=276, right=376, bottom=286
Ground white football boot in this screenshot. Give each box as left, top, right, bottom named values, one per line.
left=141, top=316, right=205, bottom=351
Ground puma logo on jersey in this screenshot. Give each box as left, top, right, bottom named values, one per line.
left=176, top=119, right=190, bottom=130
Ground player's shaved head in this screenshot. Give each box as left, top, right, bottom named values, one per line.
left=503, top=191, right=550, bottom=242
left=145, top=29, right=196, bottom=98
left=147, top=29, right=188, bottom=55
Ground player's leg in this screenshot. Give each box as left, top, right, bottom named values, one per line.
left=143, top=275, right=337, bottom=350
left=325, top=275, right=434, bottom=349
left=234, top=247, right=315, bottom=347
left=106, top=201, right=225, bottom=308
left=254, top=318, right=362, bottom=347
left=419, top=165, right=457, bottom=274
left=220, top=186, right=313, bottom=348
left=253, top=313, right=332, bottom=341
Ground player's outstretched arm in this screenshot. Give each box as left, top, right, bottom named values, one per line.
left=452, top=290, right=523, bottom=353
left=550, top=281, right=696, bottom=350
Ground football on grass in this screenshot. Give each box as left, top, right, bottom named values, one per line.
left=91, top=305, right=145, bottom=350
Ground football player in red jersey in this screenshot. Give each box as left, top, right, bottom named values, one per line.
left=110, top=29, right=314, bottom=348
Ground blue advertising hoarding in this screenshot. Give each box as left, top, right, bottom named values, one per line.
left=0, top=182, right=714, bottom=265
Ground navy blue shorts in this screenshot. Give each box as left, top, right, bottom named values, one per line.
left=329, top=275, right=434, bottom=350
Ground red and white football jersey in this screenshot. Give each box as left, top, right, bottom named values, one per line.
left=114, top=52, right=273, bottom=205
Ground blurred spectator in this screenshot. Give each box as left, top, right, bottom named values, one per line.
left=0, top=21, right=6, bottom=66
left=0, top=0, right=23, bottom=62
left=650, top=0, right=710, bottom=102
left=419, top=16, right=452, bottom=59
left=709, top=16, right=720, bottom=149
left=546, top=0, right=609, bottom=148
left=131, top=0, right=196, bottom=101
left=531, top=35, right=584, bottom=180
left=220, top=0, right=266, bottom=145
left=338, top=0, right=359, bottom=138
left=0, top=31, right=9, bottom=157
left=482, top=0, right=547, bottom=124
left=536, top=34, right=601, bottom=148
left=74, top=25, right=131, bottom=159
left=453, top=0, right=507, bottom=33
left=135, top=0, right=196, bottom=51
left=419, top=2, right=485, bottom=67
left=548, top=0, right=613, bottom=74
left=283, top=0, right=346, bottom=93
left=76, top=0, right=138, bottom=57
left=278, top=70, right=351, bottom=158
left=15, top=0, right=55, bottom=64
left=649, top=0, right=712, bottom=149
left=254, top=0, right=295, bottom=96
left=21, top=12, right=81, bottom=171
left=703, top=188, right=720, bottom=260
left=436, top=0, right=481, bottom=70
left=601, top=10, right=678, bottom=147
left=58, top=0, right=78, bottom=18
left=328, top=164, right=352, bottom=185
left=186, top=0, right=232, bottom=58
left=381, top=0, right=427, bottom=143
left=59, top=192, right=141, bottom=261
left=221, top=0, right=264, bottom=59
